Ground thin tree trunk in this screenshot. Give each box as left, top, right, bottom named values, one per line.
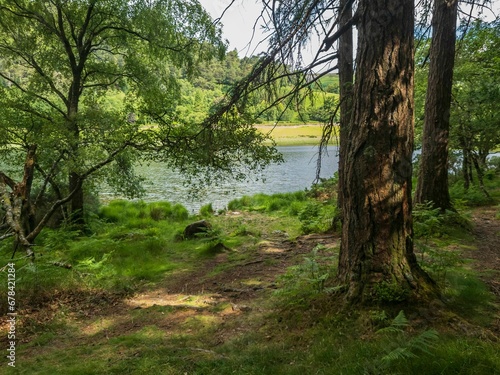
left=69, top=171, right=85, bottom=226
left=471, top=153, right=491, bottom=198
left=67, top=94, right=85, bottom=227
left=415, top=0, right=458, bottom=211
left=337, top=0, right=436, bottom=304
left=336, top=0, right=354, bottom=229
left=462, top=147, right=471, bottom=190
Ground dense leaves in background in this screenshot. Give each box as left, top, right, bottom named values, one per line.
left=451, top=19, right=500, bottom=192
left=415, top=0, right=459, bottom=211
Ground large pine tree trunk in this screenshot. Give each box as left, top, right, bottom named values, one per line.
left=337, top=0, right=435, bottom=304
left=415, top=0, right=458, bottom=211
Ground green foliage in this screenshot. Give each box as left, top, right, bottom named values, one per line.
left=450, top=182, right=495, bottom=206
left=413, top=202, right=444, bottom=238
left=373, top=281, right=410, bottom=303
left=275, top=244, right=337, bottom=306
left=305, top=174, right=338, bottom=201
left=99, top=200, right=188, bottom=224
left=298, top=201, right=336, bottom=234
left=373, top=311, right=439, bottom=371
left=413, top=201, right=472, bottom=239
left=0, top=0, right=283, bottom=252
left=228, top=192, right=306, bottom=214
left=227, top=191, right=335, bottom=234
left=200, top=203, right=215, bottom=217
left=1, top=194, right=499, bottom=375
left=444, top=270, right=494, bottom=323
left=488, top=156, right=500, bottom=172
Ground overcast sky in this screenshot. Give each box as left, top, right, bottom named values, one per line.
left=199, top=0, right=500, bottom=59
left=198, top=0, right=268, bottom=56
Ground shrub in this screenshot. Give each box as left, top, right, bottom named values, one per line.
left=450, top=183, right=493, bottom=206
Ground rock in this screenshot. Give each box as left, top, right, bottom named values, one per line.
left=183, top=220, right=212, bottom=239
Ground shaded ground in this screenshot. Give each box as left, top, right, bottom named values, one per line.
left=468, top=207, right=500, bottom=332
left=1, top=231, right=338, bottom=351
left=1, top=208, right=499, bottom=369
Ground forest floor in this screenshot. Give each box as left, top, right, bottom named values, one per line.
left=468, top=207, right=500, bottom=332
left=1, top=206, right=499, bottom=374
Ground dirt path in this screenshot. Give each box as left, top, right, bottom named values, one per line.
left=1, top=233, right=339, bottom=350
left=128, top=233, right=338, bottom=308
left=469, top=207, right=500, bottom=298
left=467, top=207, right=500, bottom=335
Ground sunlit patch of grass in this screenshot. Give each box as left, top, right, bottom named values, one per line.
left=255, top=124, right=339, bottom=146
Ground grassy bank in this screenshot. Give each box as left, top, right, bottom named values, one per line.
left=255, top=124, right=339, bottom=146
left=0, top=178, right=499, bottom=374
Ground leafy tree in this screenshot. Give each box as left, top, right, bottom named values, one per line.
left=0, top=0, right=280, bottom=260
left=451, top=19, right=500, bottom=193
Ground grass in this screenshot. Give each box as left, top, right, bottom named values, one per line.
left=1, top=176, right=499, bottom=374
left=255, top=124, right=339, bottom=146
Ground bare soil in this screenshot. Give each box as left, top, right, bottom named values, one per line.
left=468, top=207, right=500, bottom=332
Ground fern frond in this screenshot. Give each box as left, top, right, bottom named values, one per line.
left=376, top=310, right=408, bottom=334
left=407, top=329, right=439, bottom=355
left=381, top=346, right=417, bottom=364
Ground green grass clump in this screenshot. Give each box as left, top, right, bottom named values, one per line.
left=227, top=191, right=336, bottom=234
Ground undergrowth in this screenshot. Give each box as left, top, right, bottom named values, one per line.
left=0, top=176, right=499, bottom=375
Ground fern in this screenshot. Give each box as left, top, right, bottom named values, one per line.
left=376, top=311, right=439, bottom=369
left=406, top=329, right=439, bottom=355
left=376, top=310, right=408, bottom=334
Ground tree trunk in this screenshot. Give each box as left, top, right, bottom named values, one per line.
left=336, top=0, right=354, bottom=227
left=462, top=147, right=471, bottom=190
left=415, top=0, right=458, bottom=211
left=459, top=131, right=473, bottom=190
left=69, top=171, right=85, bottom=226
left=0, top=145, right=37, bottom=260
left=471, top=153, right=491, bottom=198
left=67, top=91, right=85, bottom=227
left=337, top=0, right=436, bottom=304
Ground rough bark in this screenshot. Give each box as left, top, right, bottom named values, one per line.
left=337, top=0, right=436, bottom=304
left=415, top=0, right=458, bottom=211
left=336, top=0, right=354, bottom=225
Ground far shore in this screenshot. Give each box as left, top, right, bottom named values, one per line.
left=255, top=123, right=339, bottom=146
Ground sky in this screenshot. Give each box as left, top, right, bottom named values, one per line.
left=199, top=0, right=500, bottom=59
left=198, top=0, right=268, bottom=56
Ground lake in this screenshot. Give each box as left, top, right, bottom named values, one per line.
left=100, top=146, right=339, bottom=213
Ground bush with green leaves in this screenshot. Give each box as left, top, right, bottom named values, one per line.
left=99, top=200, right=188, bottom=224
left=450, top=182, right=494, bottom=206
left=227, top=192, right=307, bottom=214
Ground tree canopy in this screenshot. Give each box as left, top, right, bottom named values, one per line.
left=0, top=0, right=281, bottom=258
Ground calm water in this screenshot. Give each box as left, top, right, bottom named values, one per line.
left=100, top=146, right=339, bottom=212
